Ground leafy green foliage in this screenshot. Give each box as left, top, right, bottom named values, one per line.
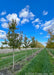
left=18, top=32, right=23, bottom=49
left=46, top=30, right=54, bottom=49
left=7, top=20, right=19, bottom=48
left=30, top=37, right=36, bottom=48
left=24, top=35, right=30, bottom=48
left=0, top=45, right=3, bottom=49
left=30, top=37, right=44, bottom=48
left=2, top=20, right=23, bottom=49
left=2, top=39, right=7, bottom=45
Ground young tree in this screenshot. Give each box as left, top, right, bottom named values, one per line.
left=24, top=35, right=30, bottom=48
left=24, top=35, right=28, bottom=48
left=1, top=45, right=3, bottom=49
left=35, top=40, right=38, bottom=48
left=2, top=39, right=7, bottom=44
left=46, top=30, right=54, bottom=48
left=27, top=39, right=31, bottom=47
left=18, top=32, right=23, bottom=49
left=5, top=20, right=20, bottom=70
left=29, top=36, right=36, bottom=55
left=30, top=37, right=36, bottom=48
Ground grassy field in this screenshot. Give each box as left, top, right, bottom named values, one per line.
left=0, top=49, right=38, bottom=70
left=16, top=49, right=53, bottom=75
left=0, top=48, right=54, bottom=75
left=48, top=49, right=54, bottom=55
left=49, top=53, right=54, bottom=74
left=0, top=49, right=36, bottom=58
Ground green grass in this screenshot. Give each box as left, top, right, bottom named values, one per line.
left=49, top=55, right=54, bottom=73
left=17, top=49, right=52, bottom=75
left=48, top=50, right=54, bottom=75
left=0, top=49, right=36, bottom=58
left=49, top=49, right=54, bottom=55
left=0, top=49, right=38, bottom=69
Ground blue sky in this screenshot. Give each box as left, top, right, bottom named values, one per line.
left=0, top=0, right=54, bottom=46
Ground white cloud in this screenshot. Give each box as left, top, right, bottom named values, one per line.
left=43, top=25, right=52, bottom=31
left=19, top=5, right=35, bottom=19
left=0, top=18, right=6, bottom=22
left=32, top=18, right=42, bottom=29
left=19, top=9, right=29, bottom=18
left=40, top=32, right=43, bottom=35
left=0, top=30, right=6, bottom=39
left=1, top=13, right=20, bottom=28
left=21, top=18, right=29, bottom=24
left=29, top=12, right=35, bottom=20
left=1, top=11, right=6, bottom=15
left=6, top=13, right=20, bottom=24
left=1, top=6, right=35, bottom=28
left=32, top=18, right=41, bottom=24
left=1, top=23, right=8, bottom=28
left=19, top=5, right=35, bottom=24
left=43, top=10, right=48, bottom=15
left=35, top=25, right=39, bottom=29
left=43, top=19, right=54, bottom=33
left=44, top=35, right=50, bottom=38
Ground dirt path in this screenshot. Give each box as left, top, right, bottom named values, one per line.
left=0, top=49, right=43, bottom=75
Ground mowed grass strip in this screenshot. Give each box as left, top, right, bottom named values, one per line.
left=47, top=49, right=54, bottom=74
left=0, top=49, right=37, bottom=69
left=48, top=54, right=54, bottom=74
left=17, top=49, right=52, bottom=75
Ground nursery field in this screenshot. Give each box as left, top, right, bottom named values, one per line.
left=16, top=48, right=54, bottom=75
left=0, top=49, right=39, bottom=70
left=0, top=48, right=54, bottom=75
left=48, top=49, right=54, bottom=55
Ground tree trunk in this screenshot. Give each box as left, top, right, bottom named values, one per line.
left=13, top=48, right=14, bottom=71
left=32, top=48, right=33, bottom=55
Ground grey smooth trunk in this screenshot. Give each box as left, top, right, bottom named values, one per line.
left=13, top=48, right=14, bottom=71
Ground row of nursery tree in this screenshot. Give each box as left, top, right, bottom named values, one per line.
left=1, top=19, right=44, bottom=70
left=46, top=30, right=54, bottom=49
left=1, top=20, right=44, bottom=49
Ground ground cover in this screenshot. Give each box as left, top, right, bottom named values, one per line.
left=17, top=49, right=52, bottom=75
left=0, top=49, right=38, bottom=70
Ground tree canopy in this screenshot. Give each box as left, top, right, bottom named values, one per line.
left=46, top=30, right=54, bottom=49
